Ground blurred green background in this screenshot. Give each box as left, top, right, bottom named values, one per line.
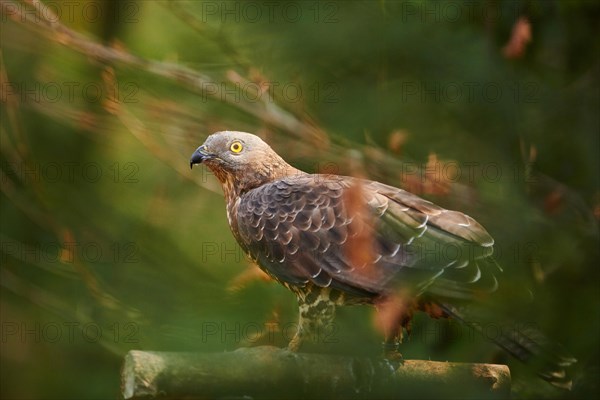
left=1, top=0, right=598, bottom=398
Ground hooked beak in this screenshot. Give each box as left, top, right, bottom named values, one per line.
left=190, top=145, right=214, bottom=169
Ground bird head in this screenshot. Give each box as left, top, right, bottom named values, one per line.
left=190, top=131, right=301, bottom=195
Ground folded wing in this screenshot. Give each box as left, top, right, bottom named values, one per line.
left=235, top=175, right=500, bottom=300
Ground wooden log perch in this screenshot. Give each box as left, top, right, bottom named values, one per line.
left=121, top=346, right=510, bottom=399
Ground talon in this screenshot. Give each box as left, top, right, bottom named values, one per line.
left=287, top=336, right=302, bottom=352
left=384, top=350, right=405, bottom=367
left=381, top=352, right=404, bottom=373
left=382, top=340, right=399, bottom=353
left=382, top=340, right=404, bottom=368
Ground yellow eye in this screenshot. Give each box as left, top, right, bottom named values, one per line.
left=230, top=141, right=243, bottom=153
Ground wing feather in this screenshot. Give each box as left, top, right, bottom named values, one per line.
left=235, top=175, right=500, bottom=300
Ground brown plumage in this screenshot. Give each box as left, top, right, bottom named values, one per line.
left=190, top=131, right=576, bottom=388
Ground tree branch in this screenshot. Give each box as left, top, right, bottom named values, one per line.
left=4, top=0, right=327, bottom=144
left=121, top=346, right=511, bottom=399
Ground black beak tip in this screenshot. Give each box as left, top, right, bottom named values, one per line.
left=190, top=146, right=210, bottom=170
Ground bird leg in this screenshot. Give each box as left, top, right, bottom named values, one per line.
left=375, top=295, right=415, bottom=365
left=288, top=289, right=336, bottom=352
left=381, top=320, right=411, bottom=365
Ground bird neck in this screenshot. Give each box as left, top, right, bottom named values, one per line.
left=219, top=161, right=301, bottom=233
left=218, top=157, right=304, bottom=200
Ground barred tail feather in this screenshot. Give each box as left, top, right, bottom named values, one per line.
left=439, top=303, right=577, bottom=389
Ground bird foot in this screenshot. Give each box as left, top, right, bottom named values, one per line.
left=383, top=350, right=404, bottom=368
left=287, top=336, right=302, bottom=352
left=382, top=341, right=404, bottom=369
